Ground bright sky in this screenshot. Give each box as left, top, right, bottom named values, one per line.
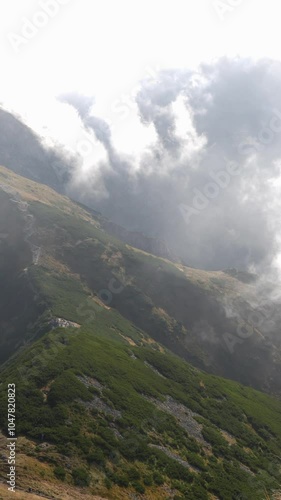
left=0, top=0, right=280, bottom=154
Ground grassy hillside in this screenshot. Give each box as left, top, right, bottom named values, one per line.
left=0, top=165, right=279, bottom=395
left=1, top=314, right=281, bottom=499
left=0, top=166, right=280, bottom=498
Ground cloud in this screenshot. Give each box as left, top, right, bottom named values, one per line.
left=61, top=59, right=281, bottom=272
left=59, top=92, right=95, bottom=120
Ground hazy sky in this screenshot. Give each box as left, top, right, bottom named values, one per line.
left=2, top=1, right=281, bottom=272
left=0, top=0, right=279, bottom=148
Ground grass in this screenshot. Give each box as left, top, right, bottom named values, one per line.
left=1, top=166, right=281, bottom=498
left=1, top=320, right=281, bottom=498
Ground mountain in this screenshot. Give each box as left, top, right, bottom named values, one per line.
left=0, top=108, right=178, bottom=263
left=98, top=218, right=179, bottom=263
left=0, top=166, right=281, bottom=499
left=0, top=165, right=281, bottom=396
left=0, top=107, right=70, bottom=193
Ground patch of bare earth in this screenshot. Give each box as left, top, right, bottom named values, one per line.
left=220, top=430, right=236, bottom=445
left=0, top=481, right=108, bottom=499
left=118, top=333, right=137, bottom=346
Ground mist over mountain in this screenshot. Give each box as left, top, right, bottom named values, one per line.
left=0, top=107, right=71, bottom=193
left=60, top=58, right=281, bottom=273
left=2, top=58, right=281, bottom=276
left=0, top=106, right=180, bottom=263
left=2, top=2, right=281, bottom=498
left=0, top=165, right=281, bottom=499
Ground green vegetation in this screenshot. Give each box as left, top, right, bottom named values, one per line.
left=72, top=467, right=90, bottom=487
left=1, top=320, right=281, bottom=498
left=0, top=167, right=281, bottom=498
left=54, top=465, right=66, bottom=481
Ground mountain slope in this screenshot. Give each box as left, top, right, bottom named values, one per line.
left=0, top=108, right=69, bottom=192
left=1, top=303, right=281, bottom=499
left=0, top=166, right=281, bottom=498
left=0, top=108, right=179, bottom=263
left=0, top=165, right=280, bottom=396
